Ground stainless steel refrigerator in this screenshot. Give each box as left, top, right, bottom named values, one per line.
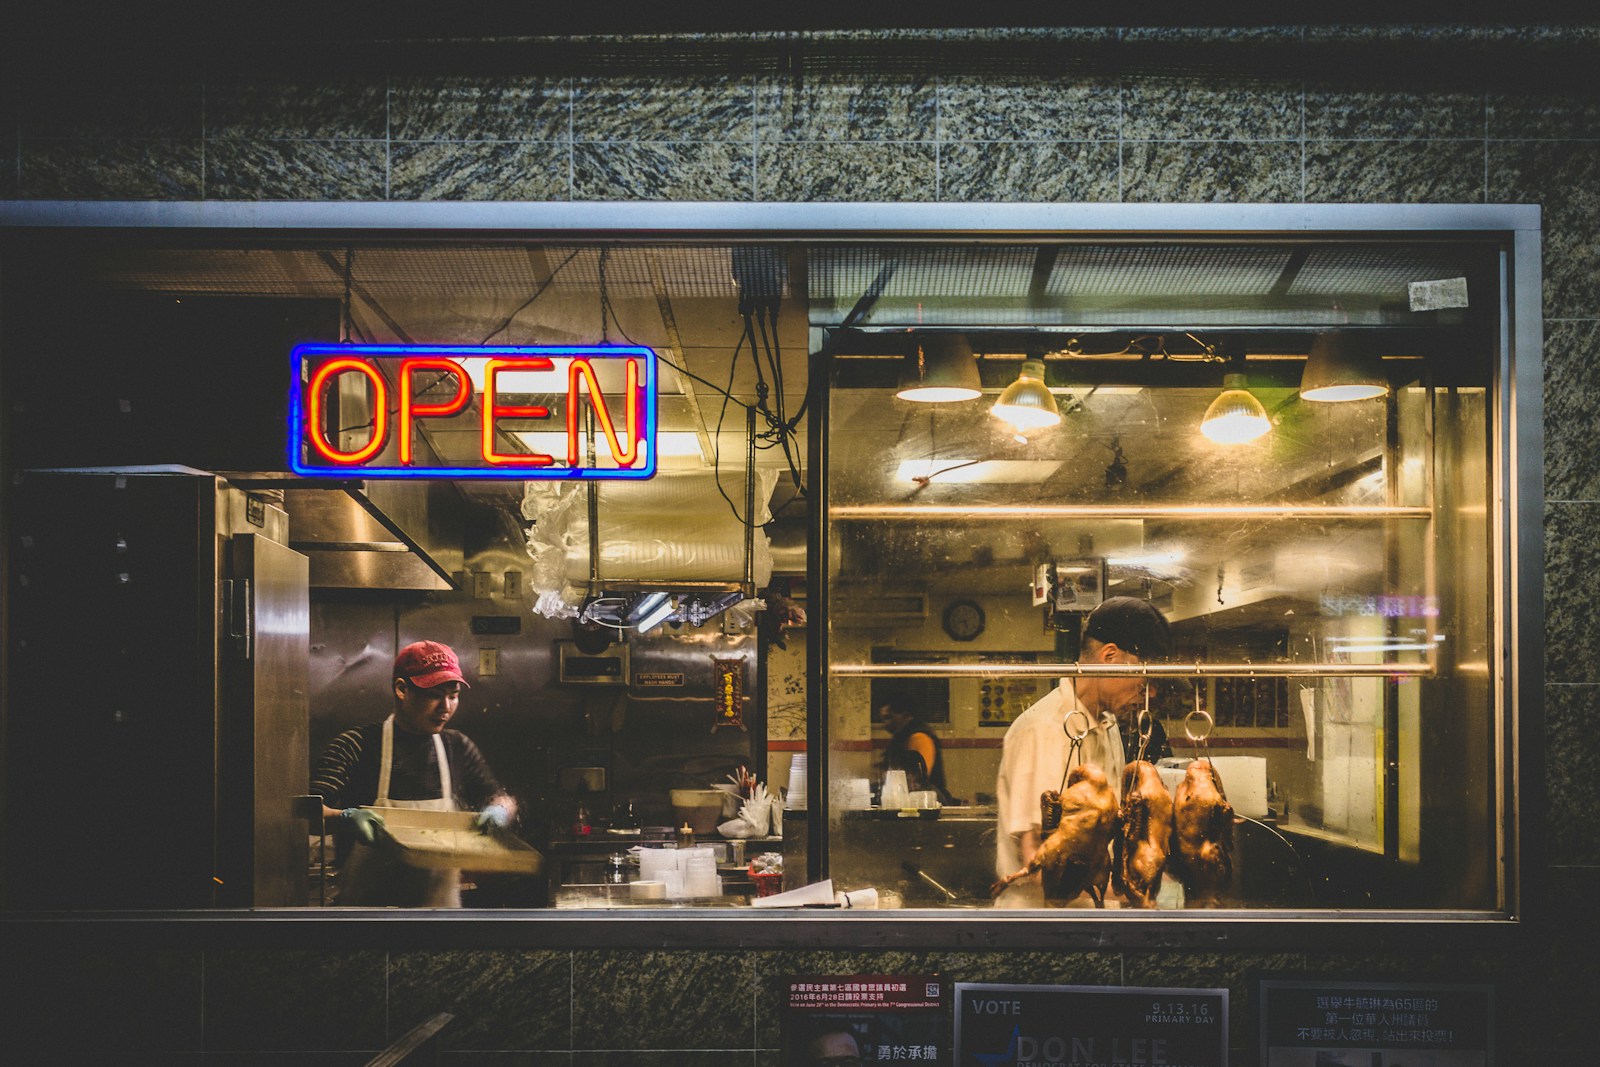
left=6, top=471, right=309, bottom=908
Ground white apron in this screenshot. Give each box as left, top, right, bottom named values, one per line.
left=338, top=716, right=462, bottom=907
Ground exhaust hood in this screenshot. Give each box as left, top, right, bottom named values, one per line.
left=278, top=481, right=461, bottom=591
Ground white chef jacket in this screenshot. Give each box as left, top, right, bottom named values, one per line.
left=994, top=681, right=1124, bottom=908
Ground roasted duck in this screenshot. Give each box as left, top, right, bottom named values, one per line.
left=1112, top=759, right=1174, bottom=908
left=992, top=764, right=1119, bottom=907
left=1169, top=758, right=1234, bottom=907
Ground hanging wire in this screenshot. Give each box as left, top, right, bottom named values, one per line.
left=479, top=249, right=582, bottom=345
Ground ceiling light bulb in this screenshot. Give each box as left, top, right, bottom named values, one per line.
left=896, top=334, right=982, bottom=403
left=1300, top=332, right=1388, bottom=402
left=1200, top=373, right=1271, bottom=444
left=991, top=359, right=1062, bottom=432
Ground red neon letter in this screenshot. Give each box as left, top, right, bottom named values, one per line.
left=566, top=358, right=641, bottom=467
left=482, top=357, right=555, bottom=465
left=306, top=357, right=388, bottom=465
left=398, top=358, right=472, bottom=464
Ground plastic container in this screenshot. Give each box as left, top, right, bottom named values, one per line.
left=749, top=865, right=784, bottom=898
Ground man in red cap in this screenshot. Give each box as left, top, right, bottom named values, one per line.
left=313, top=640, right=518, bottom=906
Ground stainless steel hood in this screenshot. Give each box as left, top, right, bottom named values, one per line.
left=278, top=481, right=461, bottom=591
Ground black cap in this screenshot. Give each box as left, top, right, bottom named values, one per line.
left=1082, top=596, right=1171, bottom=661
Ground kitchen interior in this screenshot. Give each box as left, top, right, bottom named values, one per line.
left=1, top=236, right=1502, bottom=912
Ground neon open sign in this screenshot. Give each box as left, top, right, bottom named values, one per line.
left=289, top=343, right=658, bottom=479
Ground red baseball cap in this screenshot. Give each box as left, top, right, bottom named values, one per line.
left=393, top=640, right=469, bottom=689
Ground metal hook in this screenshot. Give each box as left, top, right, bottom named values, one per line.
left=1136, top=707, right=1154, bottom=764
left=1058, top=709, right=1091, bottom=793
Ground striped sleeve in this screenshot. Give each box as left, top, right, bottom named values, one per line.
left=311, top=728, right=365, bottom=809
left=449, top=733, right=505, bottom=811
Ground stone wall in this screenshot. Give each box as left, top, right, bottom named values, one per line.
left=4, top=24, right=1597, bottom=1065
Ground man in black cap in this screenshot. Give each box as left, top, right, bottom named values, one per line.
left=994, top=596, right=1172, bottom=907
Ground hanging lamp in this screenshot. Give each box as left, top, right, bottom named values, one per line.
left=895, top=334, right=982, bottom=402
left=1300, top=332, right=1388, bottom=402
left=1200, top=372, right=1270, bottom=444
left=991, top=358, right=1062, bottom=432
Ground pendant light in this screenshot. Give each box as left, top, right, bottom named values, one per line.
left=895, top=333, right=982, bottom=403
left=1200, top=372, right=1270, bottom=445
left=1300, top=332, right=1388, bottom=402
left=991, top=358, right=1062, bottom=432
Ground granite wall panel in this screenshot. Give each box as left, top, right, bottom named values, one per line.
left=939, top=141, right=1120, bottom=202
left=1303, top=139, right=1484, bottom=204
left=1541, top=685, right=1600, bottom=867
left=1121, top=140, right=1300, bottom=203
left=18, top=139, right=203, bottom=199
left=389, top=949, right=572, bottom=1051
left=573, top=76, right=752, bottom=143
left=574, top=141, right=749, bottom=200
left=392, top=140, right=569, bottom=201
left=1488, top=140, right=1600, bottom=319
left=1304, top=87, right=1484, bottom=141
left=756, top=141, right=935, bottom=201
left=571, top=950, right=754, bottom=1050
left=206, top=139, right=386, bottom=200
left=937, top=77, right=1120, bottom=142
left=756, top=77, right=936, bottom=142
left=204, top=80, right=387, bottom=140
left=1120, top=78, right=1301, bottom=142
left=1543, top=319, right=1600, bottom=501
left=389, top=77, right=570, bottom=142
left=1543, top=503, right=1600, bottom=685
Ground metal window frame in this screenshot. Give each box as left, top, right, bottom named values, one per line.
left=0, top=200, right=1541, bottom=951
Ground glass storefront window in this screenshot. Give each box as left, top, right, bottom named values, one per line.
left=0, top=205, right=1534, bottom=928
left=821, top=241, right=1503, bottom=913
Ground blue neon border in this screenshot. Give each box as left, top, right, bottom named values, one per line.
left=288, top=343, right=659, bottom=480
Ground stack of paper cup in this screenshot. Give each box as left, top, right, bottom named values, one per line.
left=785, top=753, right=808, bottom=809
left=684, top=848, right=720, bottom=898
left=881, top=769, right=910, bottom=809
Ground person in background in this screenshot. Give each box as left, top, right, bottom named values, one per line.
left=993, top=596, right=1171, bottom=907
left=879, top=697, right=954, bottom=805
left=313, top=640, right=517, bottom=906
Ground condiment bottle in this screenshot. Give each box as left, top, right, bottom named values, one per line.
left=675, top=822, right=695, bottom=848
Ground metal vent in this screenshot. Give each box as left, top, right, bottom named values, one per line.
left=1287, top=246, right=1472, bottom=298
left=1047, top=245, right=1295, bottom=298
left=810, top=245, right=1036, bottom=300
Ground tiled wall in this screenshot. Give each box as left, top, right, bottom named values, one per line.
left=4, top=23, right=1599, bottom=1065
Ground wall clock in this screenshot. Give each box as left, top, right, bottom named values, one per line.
left=942, top=598, right=986, bottom=641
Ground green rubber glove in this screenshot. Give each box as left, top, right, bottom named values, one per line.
left=341, top=807, right=386, bottom=845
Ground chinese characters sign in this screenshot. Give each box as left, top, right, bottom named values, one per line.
left=289, top=343, right=657, bottom=479
left=713, top=656, right=745, bottom=732
left=1259, top=978, right=1493, bottom=1065
left=784, top=975, right=946, bottom=1066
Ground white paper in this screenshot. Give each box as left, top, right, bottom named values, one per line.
left=748, top=878, right=834, bottom=909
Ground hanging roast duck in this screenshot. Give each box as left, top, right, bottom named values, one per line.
left=1169, top=757, right=1234, bottom=907
left=1112, top=759, right=1174, bottom=908
left=991, top=764, right=1119, bottom=907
